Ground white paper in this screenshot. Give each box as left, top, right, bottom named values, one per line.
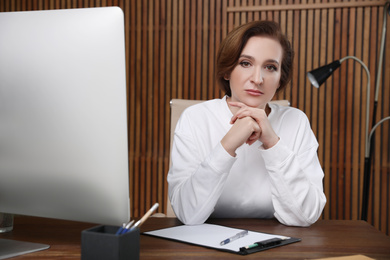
left=143, top=223, right=290, bottom=252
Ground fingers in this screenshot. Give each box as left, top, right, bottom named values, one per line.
left=246, top=129, right=261, bottom=146
left=244, top=118, right=261, bottom=146
left=230, top=110, right=252, bottom=124
left=227, top=101, right=263, bottom=145
left=228, top=102, right=252, bottom=124
left=228, top=101, right=278, bottom=148
left=221, top=116, right=261, bottom=156
left=229, top=102, right=264, bottom=125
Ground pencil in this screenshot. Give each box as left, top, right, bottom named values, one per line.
left=132, top=203, right=159, bottom=229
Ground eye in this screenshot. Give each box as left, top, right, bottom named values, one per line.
left=265, top=64, right=278, bottom=71
left=239, top=61, right=251, bottom=68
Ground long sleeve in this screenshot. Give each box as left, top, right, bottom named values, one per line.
left=259, top=106, right=326, bottom=226
left=167, top=98, right=239, bottom=224
left=168, top=136, right=236, bottom=224
left=168, top=98, right=242, bottom=225
left=260, top=139, right=326, bottom=226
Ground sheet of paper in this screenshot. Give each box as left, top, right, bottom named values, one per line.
left=143, top=223, right=289, bottom=252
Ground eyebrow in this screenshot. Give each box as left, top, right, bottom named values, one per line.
left=239, top=54, right=280, bottom=65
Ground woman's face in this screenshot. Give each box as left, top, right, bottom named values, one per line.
left=228, top=36, right=283, bottom=110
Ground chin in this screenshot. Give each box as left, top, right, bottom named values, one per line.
left=244, top=99, right=268, bottom=109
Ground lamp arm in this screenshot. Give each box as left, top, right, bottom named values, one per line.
left=367, top=116, right=390, bottom=153
left=339, top=56, right=371, bottom=158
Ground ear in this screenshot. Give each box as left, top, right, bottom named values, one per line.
left=224, top=74, right=230, bottom=80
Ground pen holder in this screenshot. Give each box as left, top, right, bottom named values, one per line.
left=81, top=225, right=139, bottom=260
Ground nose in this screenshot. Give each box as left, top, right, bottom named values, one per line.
left=251, top=67, right=263, bottom=86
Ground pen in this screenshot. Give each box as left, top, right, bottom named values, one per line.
left=115, top=223, right=126, bottom=235
left=116, top=220, right=135, bottom=235
left=220, top=230, right=249, bottom=246
left=239, top=237, right=289, bottom=251
left=130, top=203, right=159, bottom=231
left=120, top=220, right=135, bottom=234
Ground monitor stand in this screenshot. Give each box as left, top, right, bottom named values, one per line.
left=0, top=239, right=50, bottom=259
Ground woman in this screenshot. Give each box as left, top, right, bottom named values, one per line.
left=167, top=20, right=326, bottom=227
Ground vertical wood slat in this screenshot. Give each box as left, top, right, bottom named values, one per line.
left=299, top=0, right=307, bottom=112
left=183, top=0, right=189, bottom=99
left=153, top=0, right=161, bottom=212
left=323, top=0, right=334, bottom=220
left=202, top=0, right=209, bottom=100
left=352, top=6, right=363, bottom=221
left=1, top=0, right=389, bottom=235
left=161, top=0, right=170, bottom=216
left=312, top=0, right=320, bottom=158
left=322, top=0, right=331, bottom=221
left=370, top=6, right=381, bottom=230
left=344, top=5, right=354, bottom=219
left=147, top=0, right=154, bottom=214
left=344, top=6, right=355, bottom=220
left=306, top=0, right=313, bottom=120
left=338, top=5, right=347, bottom=219
left=195, top=1, right=202, bottom=100
left=125, top=0, right=134, bottom=218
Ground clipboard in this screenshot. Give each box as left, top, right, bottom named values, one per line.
left=143, top=223, right=301, bottom=255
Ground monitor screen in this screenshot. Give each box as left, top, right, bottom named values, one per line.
left=0, top=7, right=130, bottom=226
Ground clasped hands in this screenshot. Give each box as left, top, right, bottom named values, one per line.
left=221, top=101, right=279, bottom=157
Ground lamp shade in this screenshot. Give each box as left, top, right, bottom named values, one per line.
left=307, top=60, right=341, bottom=88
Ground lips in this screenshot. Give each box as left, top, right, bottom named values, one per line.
left=245, top=89, right=263, bottom=96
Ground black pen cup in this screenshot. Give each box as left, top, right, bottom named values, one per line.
left=81, top=225, right=140, bottom=260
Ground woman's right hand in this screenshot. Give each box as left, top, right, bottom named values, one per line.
left=220, top=116, right=261, bottom=156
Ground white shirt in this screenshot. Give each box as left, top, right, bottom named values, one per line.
left=168, top=96, right=326, bottom=226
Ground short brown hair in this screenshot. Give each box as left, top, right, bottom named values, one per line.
left=216, top=20, right=294, bottom=96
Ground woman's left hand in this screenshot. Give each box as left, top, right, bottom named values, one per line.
left=229, top=101, right=279, bottom=149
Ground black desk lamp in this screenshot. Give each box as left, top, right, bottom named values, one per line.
left=308, top=52, right=390, bottom=221
left=307, top=56, right=372, bottom=221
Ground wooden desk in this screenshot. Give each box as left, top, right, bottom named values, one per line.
left=1, top=216, right=389, bottom=259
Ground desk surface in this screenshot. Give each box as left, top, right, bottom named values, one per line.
left=1, top=216, right=389, bottom=259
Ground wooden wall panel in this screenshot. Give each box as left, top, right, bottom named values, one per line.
left=1, top=0, right=389, bottom=235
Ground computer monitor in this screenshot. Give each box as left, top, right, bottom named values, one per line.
left=0, top=5, right=129, bottom=234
